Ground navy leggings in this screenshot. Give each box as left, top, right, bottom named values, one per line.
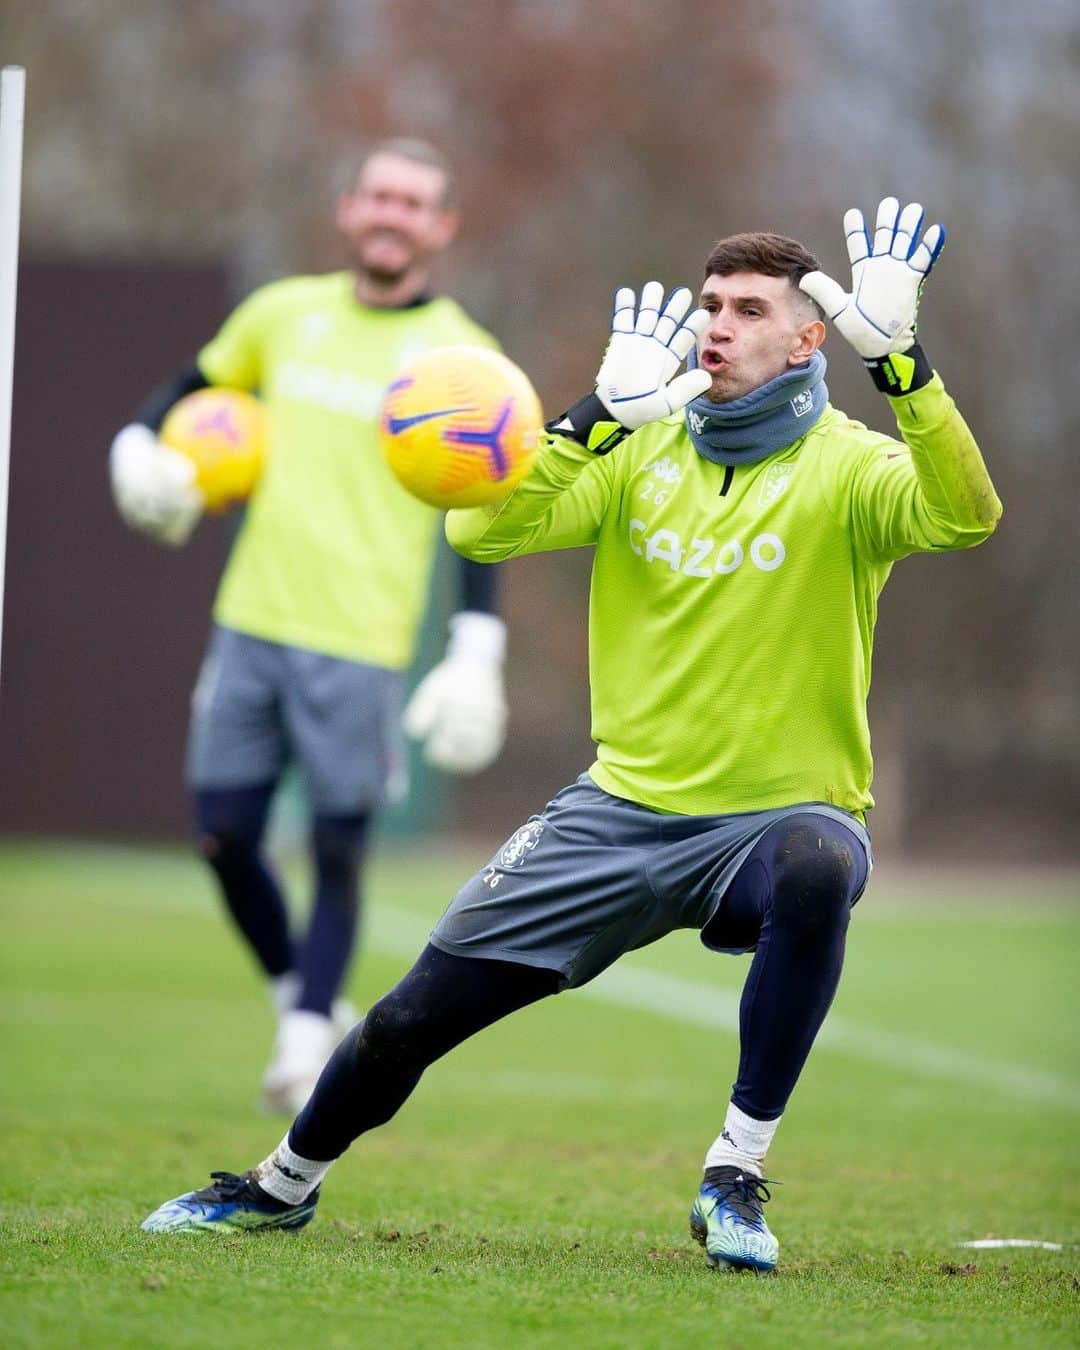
left=290, top=812, right=866, bottom=1160
left=703, top=812, right=867, bottom=1119
left=195, top=784, right=370, bottom=1016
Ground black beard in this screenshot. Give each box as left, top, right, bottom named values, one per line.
left=352, top=231, right=415, bottom=287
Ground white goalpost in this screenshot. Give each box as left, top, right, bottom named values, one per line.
left=0, top=65, right=26, bottom=685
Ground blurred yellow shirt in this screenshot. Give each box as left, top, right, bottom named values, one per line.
left=197, top=272, right=498, bottom=668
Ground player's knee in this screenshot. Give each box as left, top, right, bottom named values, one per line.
left=312, top=813, right=369, bottom=890
left=767, top=821, right=859, bottom=938
left=355, top=988, right=437, bottom=1067
left=193, top=787, right=268, bottom=868
left=197, top=823, right=258, bottom=872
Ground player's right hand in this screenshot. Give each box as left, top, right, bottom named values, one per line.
left=109, top=423, right=204, bottom=546
left=595, top=283, right=711, bottom=429
left=799, top=197, right=945, bottom=360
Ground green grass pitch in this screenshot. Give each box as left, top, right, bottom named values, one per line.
left=1, top=840, right=1077, bottom=1347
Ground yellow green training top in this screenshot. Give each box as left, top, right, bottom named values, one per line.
left=447, top=376, right=1001, bottom=817
left=197, top=271, right=497, bottom=668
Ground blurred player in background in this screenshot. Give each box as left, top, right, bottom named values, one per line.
left=141, top=199, right=1001, bottom=1270
left=110, top=140, right=509, bottom=1113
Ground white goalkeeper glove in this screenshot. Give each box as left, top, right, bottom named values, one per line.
left=549, top=282, right=711, bottom=453
left=109, top=423, right=204, bottom=546
left=402, top=612, right=508, bottom=774
left=800, top=197, right=944, bottom=395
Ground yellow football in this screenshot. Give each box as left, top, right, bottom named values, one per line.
left=160, top=388, right=267, bottom=513
left=379, top=346, right=542, bottom=509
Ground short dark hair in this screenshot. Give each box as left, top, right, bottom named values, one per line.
left=704, top=232, right=822, bottom=316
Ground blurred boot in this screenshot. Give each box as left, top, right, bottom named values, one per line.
left=261, top=1009, right=336, bottom=1114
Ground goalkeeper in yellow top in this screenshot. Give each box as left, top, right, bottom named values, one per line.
left=109, top=141, right=509, bottom=1113
left=141, top=199, right=1002, bottom=1272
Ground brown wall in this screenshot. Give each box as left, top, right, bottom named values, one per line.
left=2, top=260, right=1076, bottom=860
left=0, top=258, right=230, bottom=839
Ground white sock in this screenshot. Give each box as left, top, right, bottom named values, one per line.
left=255, top=1134, right=333, bottom=1205
left=269, top=972, right=301, bottom=1017
left=704, top=1102, right=781, bottom=1178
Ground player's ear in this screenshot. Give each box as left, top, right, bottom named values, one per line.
left=789, top=317, right=826, bottom=366
left=431, top=205, right=460, bottom=250
left=335, top=189, right=360, bottom=233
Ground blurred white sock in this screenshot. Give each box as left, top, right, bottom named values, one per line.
left=261, top=1010, right=336, bottom=1114
left=269, top=972, right=300, bottom=1016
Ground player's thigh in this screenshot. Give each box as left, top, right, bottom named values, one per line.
left=186, top=626, right=288, bottom=789
left=280, top=648, right=404, bottom=814
left=430, top=776, right=664, bottom=989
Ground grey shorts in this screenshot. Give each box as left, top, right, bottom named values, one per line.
left=186, top=625, right=406, bottom=812
left=430, top=774, right=871, bottom=988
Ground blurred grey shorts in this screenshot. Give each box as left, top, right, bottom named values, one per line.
left=186, top=625, right=405, bottom=813
left=430, top=773, right=871, bottom=989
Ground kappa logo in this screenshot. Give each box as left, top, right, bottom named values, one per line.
left=758, top=462, right=795, bottom=507
left=299, top=311, right=332, bottom=343
left=498, top=819, right=545, bottom=869
left=687, top=409, right=708, bottom=436
left=790, top=389, right=814, bottom=418
left=638, top=455, right=684, bottom=506
left=645, top=456, right=684, bottom=486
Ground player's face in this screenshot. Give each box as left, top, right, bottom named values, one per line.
left=337, top=154, right=458, bottom=284
left=696, top=272, right=823, bottom=402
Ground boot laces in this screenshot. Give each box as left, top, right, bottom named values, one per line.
left=705, top=1168, right=775, bottom=1224
left=193, top=1170, right=259, bottom=1202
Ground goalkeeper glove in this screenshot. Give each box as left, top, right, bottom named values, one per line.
left=109, top=423, right=204, bottom=546
left=799, top=196, right=945, bottom=395
left=549, top=282, right=711, bottom=453
left=402, top=612, right=507, bottom=774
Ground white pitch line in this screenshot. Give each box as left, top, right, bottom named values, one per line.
left=958, top=1239, right=1065, bottom=1251
left=45, top=878, right=1080, bottom=1113
left=586, top=963, right=1080, bottom=1112
left=365, top=906, right=1080, bottom=1113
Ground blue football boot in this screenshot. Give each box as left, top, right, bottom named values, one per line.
left=689, top=1165, right=779, bottom=1272
left=141, top=1170, right=319, bottom=1234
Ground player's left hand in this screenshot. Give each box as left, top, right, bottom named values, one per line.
left=595, top=282, right=712, bottom=429
left=403, top=612, right=507, bottom=774
left=800, top=197, right=945, bottom=360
